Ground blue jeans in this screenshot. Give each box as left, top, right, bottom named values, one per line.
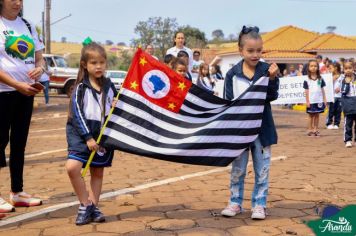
left=40, top=80, right=49, bottom=104
left=229, top=137, right=271, bottom=208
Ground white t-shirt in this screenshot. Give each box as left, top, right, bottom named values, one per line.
left=303, top=78, right=326, bottom=104
left=166, top=46, right=193, bottom=73
left=0, top=16, right=44, bottom=92
left=232, top=75, right=253, bottom=99
left=38, top=71, right=49, bottom=82
left=333, top=74, right=344, bottom=98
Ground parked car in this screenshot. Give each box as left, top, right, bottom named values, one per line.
left=43, top=54, right=78, bottom=97
left=105, top=70, right=127, bottom=90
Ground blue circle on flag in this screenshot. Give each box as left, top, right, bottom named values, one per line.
left=142, top=70, right=170, bottom=99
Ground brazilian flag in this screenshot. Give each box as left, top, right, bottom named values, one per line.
left=5, top=34, right=35, bottom=60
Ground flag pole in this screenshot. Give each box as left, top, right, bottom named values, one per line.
left=81, top=89, right=121, bottom=178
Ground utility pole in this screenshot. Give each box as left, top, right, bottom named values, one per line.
left=42, top=11, right=45, bottom=46
left=45, top=0, right=51, bottom=53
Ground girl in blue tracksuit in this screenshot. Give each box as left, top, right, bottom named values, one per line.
left=221, top=26, right=279, bottom=220
left=66, top=41, right=117, bottom=225
left=196, top=63, right=217, bottom=95
left=341, top=60, right=356, bottom=148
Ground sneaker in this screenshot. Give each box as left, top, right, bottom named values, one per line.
left=91, top=206, right=105, bottom=223
left=307, top=131, right=314, bottom=136
left=345, top=141, right=353, bottom=148
left=251, top=205, right=266, bottom=220
left=327, top=125, right=334, bottom=130
left=0, top=197, right=15, bottom=213
left=314, top=131, right=321, bottom=137
left=333, top=125, right=339, bottom=130
left=75, top=203, right=95, bottom=225
left=221, top=204, right=242, bottom=217
left=10, top=192, right=42, bottom=207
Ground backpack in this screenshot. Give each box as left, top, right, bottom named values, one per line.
left=21, top=18, right=32, bottom=34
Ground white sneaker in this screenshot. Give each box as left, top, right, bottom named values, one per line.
left=0, top=197, right=14, bottom=213
left=345, top=141, right=353, bottom=148
left=251, top=205, right=266, bottom=220
left=10, top=192, right=42, bottom=207
left=333, top=125, right=339, bottom=130
left=221, top=204, right=242, bottom=217
left=327, top=125, right=334, bottom=130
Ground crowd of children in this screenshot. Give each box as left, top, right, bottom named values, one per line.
left=300, top=57, right=356, bottom=148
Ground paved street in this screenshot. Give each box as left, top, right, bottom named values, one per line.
left=0, top=95, right=355, bottom=236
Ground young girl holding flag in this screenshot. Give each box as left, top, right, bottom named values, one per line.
left=222, top=26, right=279, bottom=220
left=65, top=39, right=117, bottom=225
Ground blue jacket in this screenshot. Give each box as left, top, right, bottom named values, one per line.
left=66, top=76, right=117, bottom=154
left=223, top=60, right=279, bottom=147
left=341, top=77, right=356, bottom=115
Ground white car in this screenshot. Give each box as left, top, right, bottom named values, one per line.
left=44, top=54, right=78, bottom=97
left=106, top=70, right=127, bottom=90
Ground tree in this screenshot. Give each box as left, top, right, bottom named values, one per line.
left=117, top=42, right=126, bottom=46
left=35, top=25, right=41, bottom=36
left=132, top=17, right=178, bottom=59
left=105, top=40, right=114, bottom=46
left=212, top=29, right=224, bottom=40
left=61, top=37, right=67, bottom=43
left=117, top=50, right=134, bottom=71
left=107, top=54, right=119, bottom=69
left=326, top=26, right=336, bottom=33
left=228, top=33, right=237, bottom=42
left=177, top=25, right=207, bottom=49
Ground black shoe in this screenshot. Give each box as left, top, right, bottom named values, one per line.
left=91, top=206, right=105, bottom=223
left=75, top=203, right=95, bottom=225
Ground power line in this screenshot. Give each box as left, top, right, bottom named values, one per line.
left=288, top=0, right=356, bottom=2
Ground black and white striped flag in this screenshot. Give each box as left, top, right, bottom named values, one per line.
left=101, top=49, right=269, bottom=166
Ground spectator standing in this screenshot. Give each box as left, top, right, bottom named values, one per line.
left=166, top=32, right=193, bottom=73
left=145, top=44, right=158, bottom=60
left=0, top=0, right=44, bottom=212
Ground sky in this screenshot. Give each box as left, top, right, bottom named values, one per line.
left=23, top=0, right=356, bottom=45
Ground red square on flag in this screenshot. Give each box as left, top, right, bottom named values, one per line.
left=122, top=49, right=192, bottom=113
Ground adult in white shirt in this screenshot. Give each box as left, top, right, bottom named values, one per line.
left=0, top=0, right=44, bottom=212
left=166, top=32, right=193, bottom=73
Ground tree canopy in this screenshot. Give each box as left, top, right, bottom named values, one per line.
left=132, top=17, right=178, bottom=59
left=132, top=18, right=208, bottom=59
